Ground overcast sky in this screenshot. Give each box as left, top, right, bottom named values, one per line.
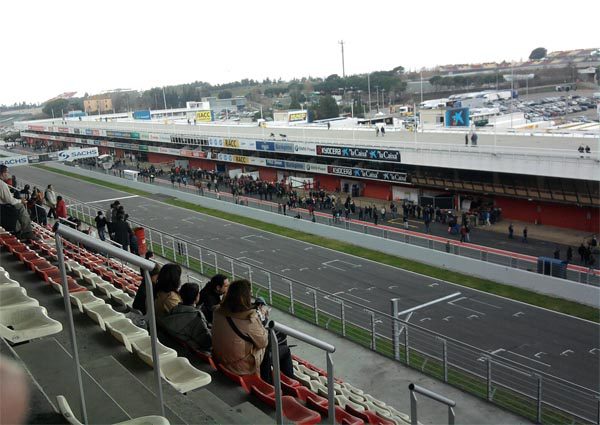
left=1, top=0, right=598, bottom=106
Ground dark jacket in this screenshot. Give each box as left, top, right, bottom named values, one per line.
left=111, top=219, right=132, bottom=248
left=158, top=304, right=212, bottom=352
left=199, top=287, right=221, bottom=324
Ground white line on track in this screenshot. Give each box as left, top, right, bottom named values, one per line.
left=87, top=195, right=139, bottom=204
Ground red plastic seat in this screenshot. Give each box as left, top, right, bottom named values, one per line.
left=251, top=385, right=321, bottom=425
left=38, top=266, right=61, bottom=282
left=191, top=348, right=217, bottom=370
left=306, top=394, right=365, bottom=425
left=10, top=244, right=30, bottom=257
left=282, top=381, right=318, bottom=403
left=216, top=363, right=247, bottom=388
left=47, top=276, right=87, bottom=293
left=16, top=250, right=38, bottom=262
left=346, top=404, right=393, bottom=425
left=27, top=258, right=52, bottom=272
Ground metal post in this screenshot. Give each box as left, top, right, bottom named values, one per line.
left=267, top=272, right=273, bottom=304
left=404, top=325, right=410, bottom=365
left=410, top=389, right=418, bottom=425
left=370, top=312, right=376, bottom=350
left=312, top=290, right=318, bottom=324
left=184, top=242, right=189, bottom=268
left=326, top=352, right=335, bottom=424
left=248, top=266, right=253, bottom=290
left=340, top=300, right=346, bottom=337
left=448, top=406, right=456, bottom=425
left=172, top=238, right=177, bottom=262
left=536, top=374, right=542, bottom=424
left=159, top=233, right=165, bottom=256
left=214, top=252, right=218, bottom=274
left=147, top=229, right=153, bottom=253
left=198, top=247, right=204, bottom=275
left=230, top=259, right=235, bottom=280
left=487, top=357, right=492, bottom=401
left=269, top=328, right=284, bottom=424
left=441, top=338, right=448, bottom=382
left=392, top=298, right=400, bottom=361
left=288, top=279, right=295, bottom=314
left=55, top=235, right=89, bottom=425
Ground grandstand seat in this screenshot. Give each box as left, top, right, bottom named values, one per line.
left=69, top=291, right=105, bottom=313
left=95, top=280, right=124, bottom=297
left=216, top=363, right=248, bottom=388
left=111, top=291, right=134, bottom=308
left=34, top=263, right=59, bottom=280
left=0, top=286, right=39, bottom=311
left=346, top=404, right=394, bottom=425
left=297, top=364, right=320, bottom=379
left=84, top=304, right=126, bottom=331
left=293, top=369, right=313, bottom=387
left=160, top=357, right=212, bottom=393
left=48, top=276, right=87, bottom=295
left=305, top=394, right=365, bottom=425
left=130, top=336, right=178, bottom=367
left=106, top=318, right=148, bottom=352
left=56, top=395, right=170, bottom=425
left=341, top=382, right=364, bottom=396
left=11, top=244, right=31, bottom=258
left=83, top=274, right=104, bottom=288
left=251, top=384, right=321, bottom=425
left=27, top=258, right=53, bottom=272
left=0, top=306, right=62, bottom=343
left=0, top=271, right=20, bottom=288
left=190, top=348, right=217, bottom=370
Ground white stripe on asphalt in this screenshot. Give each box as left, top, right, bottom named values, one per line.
left=87, top=195, right=139, bottom=204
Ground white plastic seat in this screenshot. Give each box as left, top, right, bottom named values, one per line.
left=69, top=291, right=105, bottom=313
left=131, top=336, right=178, bottom=367
left=72, top=267, right=95, bottom=280
left=160, top=357, right=211, bottom=393
left=56, top=395, right=170, bottom=425
left=387, top=406, right=411, bottom=423
left=297, top=364, right=320, bottom=379
left=317, top=374, right=342, bottom=390
left=95, top=281, right=123, bottom=297
left=0, top=306, right=62, bottom=343
left=111, top=291, right=134, bottom=308
left=83, top=273, right=102, bottom=288
left=0, top=287, right=39, bottom=311
left=294, top=370, right=312, bottom=387
left=65, top=260, right=86, bottom=273
left=334, top=394, right=366, bottom=411
left=363, top=393, right=390, bottom=409
left=0, top=271, right=20, bottom=288
left=106, top=318, right=148, bottom=352
left=84, top=304, right=125, bottom=331
left=342, top=382, right=364, bottom=395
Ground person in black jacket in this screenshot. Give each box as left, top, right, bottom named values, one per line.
left=94, top=211, right=107, bottom=241
left=199, top=274, right=230, bottom=324
left=111, top=213, right=132, bottom=251
left=132, top=263, right=161, bottom=315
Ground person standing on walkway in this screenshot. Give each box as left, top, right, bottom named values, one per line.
left=470, top=132, right=478, bottom=146
left=44, top=184, right=57, bottom=218
left=578, top=243, right=586, bottom=263
left=373, top=208, right=379, bottom=226
left=566, top=246, right=573, bottom=263
left=522, top=226, right=528, bottom=243
left=465, top=133, right=469, bottom=145
left=508, top=223, right=514, bottom=239
left=553, top=247, right=560, bottom=260
left=95, top=211, right=107, bottom=241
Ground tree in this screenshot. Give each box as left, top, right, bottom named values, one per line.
left=217, top=90, right=232, bottom=99
left=316, top=95, right=339, bottom=119
left=42, top=98, right=69, bottom=118
left=529, top=47, right=547, bottom=60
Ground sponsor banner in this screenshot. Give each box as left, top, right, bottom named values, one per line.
left=57, top=127, right=70, bottom=133
left=266, top=159, right=285, bottom=168
left=249, top=157, right=266, bottom=166
left=27, top=125, right=46, bottom=131
left=57, top=147, right=99, bottom=162
left=106, top=130, right=131, bottom=138
left=195, top=110, right=213, bottom=122
left=85, top=129, right=93, bottom=135
left=304, top=163, right=328, bottom=173
left=284, top=160, right=305, bottom=171
left=256, top=141, right=275, bottom=152
left=0, top=155, right=29, bottom=167
left=139, top=145, right=149, bottom=152
left=217, top=153, right=232, bottom=162
left=233, top=155, right=249, bottom=164
left=316, top=145, right=401, bottom=162
left=181, top=149, right=205, bottom=158
left=148, top=146, right=160, bottom=153
left=92, top=129, right=101, bottom=136
left=276, top=142, right=295, bottom=153
left=327, top=165, right=408, bottom=182
left=73, top=128, right=80, bottom=134
left=223, top=138, right=240, bottom=148
left=208, top=137, right=223, bottom=147
left=239, top=139, right=255, bottom=150
left=159, top=147, right=180, bottom=155
left=445, top=107, right=470, bottom=127
left=149, top=133, right=162, bottom=141
left=289, top=111, right=307, bottom=122
left=159, top=134, right=171, bottom=143
left=130, top=132, right=140, bottom=139
left=133, top=110, right=151, bottom=120
left=293, top=143, right=315, bottom=155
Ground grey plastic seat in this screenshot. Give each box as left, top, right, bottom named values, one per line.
left=106, top=318, right=148, bottom=352
left=0, top=271, right=20, bottom=288
left=160, top=357, right=212, bottom=393
left=0, top=287, right=39, bottom=311
left=131, top=336, right=177, bottom=367
left=84, top=303, right=126, bottom=331
left=69, top=291, right=105, bottom=313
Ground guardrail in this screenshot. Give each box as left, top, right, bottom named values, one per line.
left=408, top=383, right=456, bottom=425
left=43, top=186, right=599, bottom=424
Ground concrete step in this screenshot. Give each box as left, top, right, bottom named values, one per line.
left=82, top=355, right=186, bottom=425
left=14, top=338, right=130, bottom=424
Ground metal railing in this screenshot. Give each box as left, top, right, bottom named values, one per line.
left=73, top=167, right=600, bottom=287
left=14, top=178, right=600, bottom=424
left=408, top=383, right=455, bottom=425
left=53, top=223, right=164, bottom=421
left=269, top=321, right=336, bottom=424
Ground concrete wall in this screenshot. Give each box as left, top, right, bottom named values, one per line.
left=49, top=163, right=600, bottom=308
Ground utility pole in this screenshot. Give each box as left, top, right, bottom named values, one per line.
left=367, top=73, right=372, bottom=114
left=162, top=87, right=168, bottom=110
left=338, top=40, right=346, bottom=78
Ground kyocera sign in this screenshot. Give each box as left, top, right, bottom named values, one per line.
left=0, top=155, right=29, bottom=167
left=317, top=145, right=401, bottom=162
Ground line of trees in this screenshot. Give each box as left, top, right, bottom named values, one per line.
left=429, top=74, right=505, bottom=90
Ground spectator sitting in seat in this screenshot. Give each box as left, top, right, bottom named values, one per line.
left=0, top=164, right=35, bottom=240
left=154, top=263, right=182, bottom=317
left=159, top=282, right=212, bottom=353
left=212, top=279, right=268, bottom=376
left=199, top=274, right=230, bottom=324
left=132, top=263, right=161, bottom=315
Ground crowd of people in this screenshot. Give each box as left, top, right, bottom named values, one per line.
left=131, top=262, right=293, bottom=381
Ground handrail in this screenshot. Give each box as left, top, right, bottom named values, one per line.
left=408, top=383, right=456, bottom=425
left=53, top=223, right=164, bottom=419
left=269, top=320, right=336, bottom=424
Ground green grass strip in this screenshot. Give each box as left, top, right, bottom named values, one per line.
left=45, top=164, right=599, bottom=322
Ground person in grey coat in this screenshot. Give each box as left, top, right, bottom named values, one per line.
left=159, top=283, right=212, bottom=352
